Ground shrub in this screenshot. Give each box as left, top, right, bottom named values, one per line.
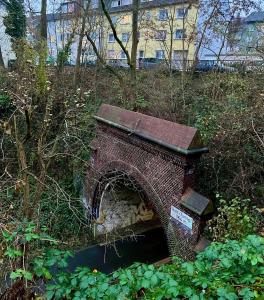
left=0, top=92, right=12, bottom=115
left=46, top=235, right=264, bottom=299
left=207, top=195, right=261, bottom=242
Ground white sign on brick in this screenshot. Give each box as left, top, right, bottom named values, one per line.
left=170, top=205, right=193, bottom=230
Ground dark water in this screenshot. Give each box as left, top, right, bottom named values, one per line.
left=67, top=227, right=169, bottom=274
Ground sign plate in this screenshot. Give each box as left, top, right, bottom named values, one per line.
left=170, top=206, right=193, bottom=230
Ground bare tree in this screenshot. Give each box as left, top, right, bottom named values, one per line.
left=0, top=46, right=4, bottom=67
left=130, top=0, right=140, bottom=82
left=195, top=0, right=257, bottom=63
left=84, top=0, right=140, bottom=101
left=40, top=0, right=47, bottom=40
left=74, top=0, right=91, bottom=88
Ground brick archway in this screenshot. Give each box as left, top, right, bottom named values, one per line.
left=90, top=160, right=178, bottom=253
left=85, top=104, right=213, bottom=259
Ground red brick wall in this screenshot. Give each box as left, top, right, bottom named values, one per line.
left=85, top=123, right=205, bottom=259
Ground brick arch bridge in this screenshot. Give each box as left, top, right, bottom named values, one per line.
left=85, top=104, right=213, bottom=259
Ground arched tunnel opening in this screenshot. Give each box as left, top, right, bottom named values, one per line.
left=88, top=170, right=170, bottom=268
left=94, top=171, right=160, bottom=235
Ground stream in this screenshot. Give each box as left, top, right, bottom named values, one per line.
left=67, top=227, right=169, bottom=274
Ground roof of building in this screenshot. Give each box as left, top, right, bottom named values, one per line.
left=38, top=0, right=197, bottom=22
left=95, top=104, right=208, bottom=155
left=245, top=11, right=264, bottom=23
left=109, top=0, right=197, bottom=13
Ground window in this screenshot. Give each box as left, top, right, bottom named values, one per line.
left=68, top=3, right=75, bottom=12
left=111, top=0, right=131, bottom=7
left=145, top=11, right=151, bottom=20
left=108, top=50, right=115, bottom=58
left=108, top=33, right=115, bottom=42
left=61, top=2, right=75, bottom=13
left=155, top=30, right=167, bottom=40
left=90, top=32, right=97, bottom=40
left=122, top=0, right=132, bottom=5
left=158, top=9, right=168, bottom=21
left=61, top=3, right=68, bottom=13
left=176, top=8, right=188, bottom=19
left=139, top=50, right=144, bottom=58
left=111, top=15, right=118, bottom=24
left=111, top=0, right=121, bottom=7
left=156, top=50, right=165, bottom=59
left=120, top=50, right=126, bottom=59
left=173, top=50, right=188, bottom=70
left=122, top=32, right=130, bottom=42
left=139, top=11, right=151, bottom=21
left=173, top=50, right=188, bottom=60
left=175, top=29, right=186, bottom=39
left=91, top=0, right=98, bottom=8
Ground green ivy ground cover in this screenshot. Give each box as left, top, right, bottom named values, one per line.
left=46, top=235, right=264, bottom=300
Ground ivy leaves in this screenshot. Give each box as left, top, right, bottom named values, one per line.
left=2, top=223, right=263, bottom=299
left=46, top=235, right=264, bottom=299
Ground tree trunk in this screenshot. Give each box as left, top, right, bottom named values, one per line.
left=0, top=46, right=5, bottom=68
left=40, top=0, right=47, bottom=40
left=74, top=2, right=90, bottom=89
left=130, top=0, right=139, bottom=83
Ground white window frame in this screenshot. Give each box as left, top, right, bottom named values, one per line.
left=111, top=15, right=118, bottom=25
left=176, top=8, right=188, bottom=19
left=120, top=50, right=126, bottom=59
left=61, top=3, right=68, bottom=13
left=173, top=50, right=188, bottom=60
left=158, top=9, right=168, bottom=21
left=155, top=30, right=167, bottom=40
left=122, top=0, right=132, bottom=5
left=108, top=33, right=115, bottom=43
left=107, top=50, right=115, bottom=58
left=91, top=0, right=98, bottom=8
left=155, top=50, right=165, bottom=59
left=145, top=11, right=151, bottom=20
left=174, top=29, right=186, bottom=40
left=122, top=32, right=130, bottom=42
left=111, top=0, right=121, bottom=7
left=139, top=50, right=144, bottom=58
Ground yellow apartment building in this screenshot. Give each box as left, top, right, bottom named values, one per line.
left=101, top=0, right=198, bottom=62
left=43, top=0, right=198, bottom=65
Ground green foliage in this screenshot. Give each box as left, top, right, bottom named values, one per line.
left=3, top=0, right=26, bottom=40
left=207, top=195, right=260, bottom=242
left=1, top=221, right=73, bottom=284
left=57, top=32, right=75, bottom=69
left=45, top=235, right=264, bottom=299
left=135, top=94, right=150, bottom=110
left=0, top=92, right=12, bottom=114
left=2, top=222, right=263, bottom=299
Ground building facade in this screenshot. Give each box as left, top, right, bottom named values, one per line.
left=228, top=12, right=264, bottom=56
left=0, top=5, right=15, bottom=67
left=42, top=0, right=198, bottom=65
left=102, top=0, right=198, bottom=62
